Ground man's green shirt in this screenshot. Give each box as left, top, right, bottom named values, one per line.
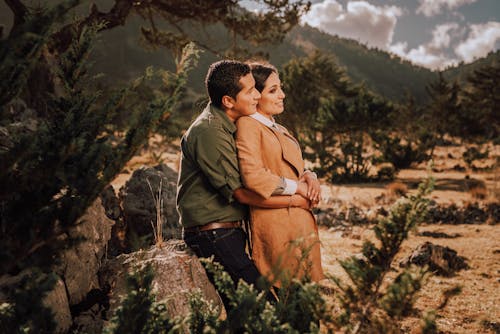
left=176, top=103, right=248, bottom=228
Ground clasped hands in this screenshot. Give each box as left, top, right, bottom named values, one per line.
left=291, top=170, right=321, bottom=210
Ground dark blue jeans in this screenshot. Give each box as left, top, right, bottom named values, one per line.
left=184, top=227, right=273, bottom=309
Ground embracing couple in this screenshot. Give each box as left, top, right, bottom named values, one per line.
left=176, top=60, right=324, bottom=308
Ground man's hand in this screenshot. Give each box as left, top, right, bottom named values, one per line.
left=299, top=171, right=321, bottom=203
left=290, top=194, right=312, bottom=210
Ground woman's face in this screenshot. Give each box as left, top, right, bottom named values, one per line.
left=257, top=72, right=285, bottom=119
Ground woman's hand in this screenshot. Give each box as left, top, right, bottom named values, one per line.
left=300, top=171, right=321, bottom=203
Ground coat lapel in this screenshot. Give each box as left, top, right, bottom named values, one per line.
left=268, top=125, right=304, bottom=177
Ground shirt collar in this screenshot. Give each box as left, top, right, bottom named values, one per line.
left=250, top=112, right=276, bottom=128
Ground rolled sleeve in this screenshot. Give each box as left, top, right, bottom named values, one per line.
left=282, top=177, right=298, bottom=195
left=195, top=128, right=242, bottom=203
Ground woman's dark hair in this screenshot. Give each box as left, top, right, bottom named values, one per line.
left=248, top=62, right=278, bottom=93
left=205, top=60, right=251, bottom=109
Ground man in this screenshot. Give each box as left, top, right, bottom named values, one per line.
left=176, top=60, right=315, bottom=308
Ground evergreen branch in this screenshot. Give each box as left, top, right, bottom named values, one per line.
left=5, top=0, right=28, bottom=32
left=51, top=0, right=134, bottom=53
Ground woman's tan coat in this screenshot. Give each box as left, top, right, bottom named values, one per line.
left=236, top=115, right=324, bottom=286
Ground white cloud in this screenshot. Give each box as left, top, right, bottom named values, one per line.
left=302, top=0, right=402, bottom=49
left=429, top=23, right=460, bottom=50
left=416, top=0, right=478, bottom=17
left=455, top=22, right=500, bottom=62
left=389, top=23, right=461, bottom=69
left=389, top=43, right=455, bottom=69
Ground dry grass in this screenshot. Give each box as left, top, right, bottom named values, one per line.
left=317, top=144, right=499, bottom=333
left=319, top=224, right=500, bottom=333
left=146, top=177, right=165, bottom=248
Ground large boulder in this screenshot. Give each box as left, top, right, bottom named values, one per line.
left=43, top=276, right=72, bottom=333
left=54, top=197, right=114, bottom=306
left=100, top=240, right=221, bottom=321
left=400, top=241, right=469, bottom=276
left=0, top=197, right=114, bottom=333
left=119, top=164, right=181, bottom=241
left=100, top=185, right=128, bottom=256
left=0, top=272, right=72, bottom=334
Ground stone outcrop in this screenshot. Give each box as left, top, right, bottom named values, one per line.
left=54, top=198, right=114, bottom=306
left=43, top=276, right=72, bottom=332
left=400, top=241, right=469, bottom=276
left=119, top=164, right=181, bottom=241
left=100, top=240, right=221, bottom=321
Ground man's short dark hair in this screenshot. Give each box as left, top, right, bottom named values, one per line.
left=205, top=60, right=251, bottom=109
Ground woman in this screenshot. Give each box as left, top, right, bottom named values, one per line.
left=236, top=62, right=324, bottom=287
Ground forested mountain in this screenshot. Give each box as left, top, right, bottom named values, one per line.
left=443, top=50, right=500, bottom=83
left=1, top=2, right=497, bottom=103
left=88, top=21, right=498, bottom=104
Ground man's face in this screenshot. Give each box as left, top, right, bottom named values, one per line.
left=231, top=73, right=261, bottom=119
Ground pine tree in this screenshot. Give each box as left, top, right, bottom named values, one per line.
left=321, top=85, right=391, bottom=182
left=190, top=259, right=329, bottom=334
left=424, top=72, right=461, bottom=144
left=280, top=51, right=357, bottom=177
left=0, top=9, right=199, bottom=274
left=372, top=92, right=434, bottom=169
left=0, top=12, right=197, bottom=327
left=460, top=62, right=500, bottom=140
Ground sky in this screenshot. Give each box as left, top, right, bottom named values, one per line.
left=243, top=0, right=500, bottom=70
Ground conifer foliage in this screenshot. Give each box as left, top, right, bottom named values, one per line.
left=281, top=51, right=393, bottom=182
left=180, top=259, right=328, bottom=334
left=331, top=177, right=436, bottom=333
left=0, top=2, right=198, bottom=275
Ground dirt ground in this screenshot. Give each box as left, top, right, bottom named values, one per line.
left=114, top=141, right=499, bottom=333
left=319, top=144, right=499, bottom=334
left=320, top=223, right=499, bottom=333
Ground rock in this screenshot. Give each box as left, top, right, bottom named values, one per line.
left=100, top=240, right=221, bottom=320
left=418, top=231, right=462, bottom=239
left=401, top=242, right=469, bottom=276
left=55, top=197, right=114, bottom=306
left=426, top=202, right=495, bottom=225
left=100, top=185, right=122, bottom=221
left=0, top=271, right=71, bottom=334
left=119, top=164, right=181, bottom=241
left=486, top=203, right=499, bottom=225
left=376, top=163, right=396, bottom=181
left=100, top=185, right=128, bottom=256
left=71, top=303, right=105, bottom=334
left=43, top=276, right=72, bottom=333
left=315, top=204, right=372, bottom=229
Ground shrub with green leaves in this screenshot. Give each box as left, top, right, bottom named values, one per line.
left=191, top=259, right=328, bottom=334
left=330, top=177, right=438, bottom=333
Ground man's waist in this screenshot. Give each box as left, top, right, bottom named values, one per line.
left=184, top=221, right=242, bottom=233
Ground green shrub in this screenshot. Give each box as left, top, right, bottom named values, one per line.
left=330, top=177, right=438, bottom=333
